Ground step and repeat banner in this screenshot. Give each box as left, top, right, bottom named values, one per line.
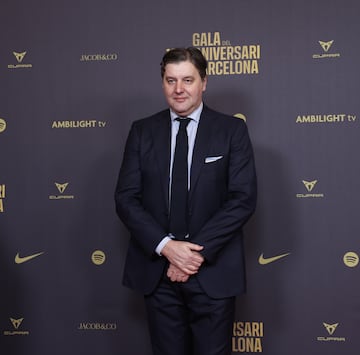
left=1, top=0, right=359, bottom=354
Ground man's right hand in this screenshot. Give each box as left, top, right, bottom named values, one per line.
left=161, top=239, right=204, bottom=275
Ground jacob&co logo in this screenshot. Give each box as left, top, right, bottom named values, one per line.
left=0, top=118, right=7, bottom=133
left=80, top=53, right=118, bottom=62
left=3, top=317, right=30, bottom=336
left=312, top=40, right=340, bottom=59
left=49, top=182, right=75, bottom=200
left=78, top=322, right=117, bottom=331
left=296, top=180, right=324, bottom=198
left=317, top=322, right=345, bottom=342
left=8, top=51, right=33, bottom=69
left=0, top=184, right=5, bottom=213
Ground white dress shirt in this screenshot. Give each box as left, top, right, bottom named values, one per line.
left=155, top=102, right=203, bottom=255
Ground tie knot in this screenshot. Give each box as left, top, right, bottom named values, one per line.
left=176, top=117, right=191, bottom=129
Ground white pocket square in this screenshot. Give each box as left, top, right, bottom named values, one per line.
left=205, top=156, right=223, bottom=163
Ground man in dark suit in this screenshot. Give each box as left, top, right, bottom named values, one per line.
left=115, top=47, right=257, bottom=355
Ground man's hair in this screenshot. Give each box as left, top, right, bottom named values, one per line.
left=160, top=47, right=208, bottom=80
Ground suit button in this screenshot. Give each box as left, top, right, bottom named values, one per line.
left=184, top=234, right=189, bottom=239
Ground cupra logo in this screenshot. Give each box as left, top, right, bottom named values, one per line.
left=3, top=317, right=30, bottom=336
left=13, top=51, right=27, bottom=63
left=10, top=318, right=24, bottom=329
left=296, top=179, right=324, bottom=198
left=55, top=182, right=69, bottom=194
left=323, top=322, right=338, bottom=335
left=313, top=40, right=340, bottom=59
left=302, top=180, right=317, bottom=192
left=319, top=40, right=334, bottom=52
left=49, top=181, right=74, bottom=200
left=317, top=322, right=345, bottom=342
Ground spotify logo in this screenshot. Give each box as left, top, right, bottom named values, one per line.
left=343, top=252, right=359, bottom=268
left=91, top=250, right=106, bottom=265
left=0, top=118, right=6, bottom=133
left=234, top=113, right=246, bottom=122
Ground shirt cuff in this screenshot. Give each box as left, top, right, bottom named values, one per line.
left=155, top=235, right=174, bottom=256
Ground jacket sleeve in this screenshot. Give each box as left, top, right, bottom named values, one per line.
left=193, top=121, right=257, bottom=264
left=114, top=122, right=168, bottom=257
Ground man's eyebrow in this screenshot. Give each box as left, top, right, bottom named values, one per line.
left=164, top=75, right=195, bottom=80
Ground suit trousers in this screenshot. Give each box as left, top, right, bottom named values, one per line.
left=144, top=272, right=235, bottom=355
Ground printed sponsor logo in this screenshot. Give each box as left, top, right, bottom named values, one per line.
left=234, top=113, right=247, bottom=122
left=80, top=53, right=118, bottom=62
left=258, top=252, right=290, bottom=265
left=0, top=184, right=5, bottom=213
left=3, top=318, right=30, bottom=336
left=51, top=120, right=107, bottom=129
left=167, top=32, right=261, bottom=76
left=78, top=322, right=117, bottom=331
left=296, top=180, right=324, bottom=198
left=312, top=40, right=340, bottom=59
left=49, top=182, right=75, bottom=200
left=0, top=118, right=6, bottom=133
left=296, top=113, right=356, bottom=124
left=8, top=51, right=33, bottom=69
left=91, top=250, right=106, bottom=265
left=343, top=252, right=359, bottom=268
left=15, top=252, right=44, bottom=264
left=232, top=321, right=264, bottom=352
left=317, top=322, right=346, bottom=342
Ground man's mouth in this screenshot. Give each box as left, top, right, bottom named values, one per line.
left=174, top=97, right=186, bottom=102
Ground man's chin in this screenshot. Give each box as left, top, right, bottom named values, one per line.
left=171, top=105, right=191, bottom=117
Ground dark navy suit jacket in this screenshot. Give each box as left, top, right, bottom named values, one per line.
left=115, top=105, right=257, bottom=298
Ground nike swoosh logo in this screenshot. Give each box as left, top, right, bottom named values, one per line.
left=15, top=252, right=44, bottom=264
left=258, top=252, right=290, bottom=265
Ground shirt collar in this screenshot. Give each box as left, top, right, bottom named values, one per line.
left=170, top=102, right=203, bottom=123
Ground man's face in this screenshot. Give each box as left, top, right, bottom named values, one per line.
left=162, top=60, right=207, bottom=117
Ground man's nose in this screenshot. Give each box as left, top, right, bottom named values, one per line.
left=175, top=81, right=184, bottom=93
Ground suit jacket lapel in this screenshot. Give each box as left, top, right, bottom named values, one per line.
left=152, top=110, right=171, bottom=209
left=189, top=108, right=214, bottom=203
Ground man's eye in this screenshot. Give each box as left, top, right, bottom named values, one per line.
left=167, top=79, right=175, bottom=84
left=184, top=79, right=193, bottom=84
